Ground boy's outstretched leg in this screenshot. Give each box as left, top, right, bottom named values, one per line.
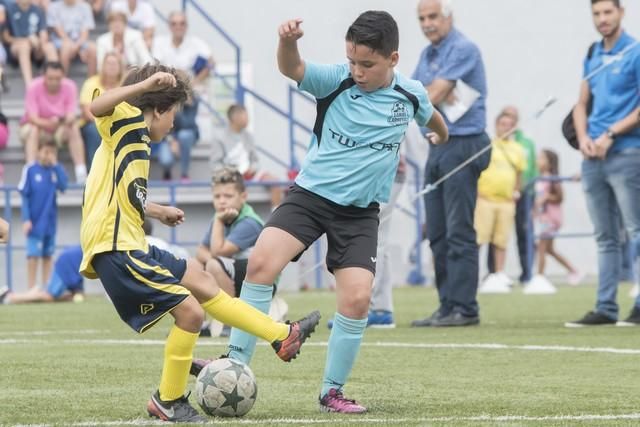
left=180, top=258, right=319, bottom=365
left=320, top=268, right=371, bottom=414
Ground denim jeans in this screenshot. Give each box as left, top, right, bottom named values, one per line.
left=582, top=147, right=640, bottom=319
left=175, top=128, right=197, bottom=178
left=81, top=122, right=101, bottom=171
left=424, top=133, right=491, bottom=317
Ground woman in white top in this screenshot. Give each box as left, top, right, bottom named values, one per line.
left=96, top=10, right=151, bottom=71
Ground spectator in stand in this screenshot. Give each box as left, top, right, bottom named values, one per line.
left=0, top=245, right=85, bottom=304
left=152, top=11, right=214, bottom=88
left=20, top=61, right=87, bottom=183
left=88, top=0, right=106, bottom=19
left=211, top=105, right=283, bottom=209
left=476, top=111, right=525, bottom=294
left=96, top=10, right=150, bottom=70
left=79, top=51, right=125, bottom=169
left=157, top=91, right=199, bottom=182
left=18, top=139, right=68, bottom=290
left=47, top=0, right=97, bottom=77
left=3, top=0, right=56, bottom=85
left=109, top=0, right=154, bottom=50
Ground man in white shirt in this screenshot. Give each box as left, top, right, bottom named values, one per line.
left=152, top=11, right=214, bottom=86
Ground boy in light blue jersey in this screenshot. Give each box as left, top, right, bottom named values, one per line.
left=193, top=10, right=448, bottom=413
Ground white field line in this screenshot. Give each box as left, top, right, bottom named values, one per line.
left=0, top=329, right=108, bottom=337
left=2, top=338, right=640, bottom=355
left=9, top=413, right=640, bottom=426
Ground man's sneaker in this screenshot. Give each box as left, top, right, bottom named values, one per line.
left=147, top=390, right=206, bottom=423
left=319, top=388, right=367, bottom=413
left=411, top=308, right=446, bottom=327
left=565, top=311, right=616, bottom=328
left=367, top=310, right=396, bottom=328
left=617, top=306, right=640, bottom=327
left=190, top=354, right=228, bottom=377
left=272, top=310, right=321, bottom=362
left=431, top=312, right=480, bottom=327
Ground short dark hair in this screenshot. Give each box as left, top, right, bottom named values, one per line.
left=122, top=63, right=191, bottom=113
left=591, top=0, right=621, bottom=7
left=43, top=61, right=64, bottom=73
left=227, top=104, right=246, bottom=121
left=345, top=10, right=399, bottom=57
left=38, top=139, right=57, bottom=151
left=211, top=167, right=246, bottom=193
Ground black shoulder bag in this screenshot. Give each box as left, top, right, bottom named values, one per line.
left=561, top=42, right=597, bottom=150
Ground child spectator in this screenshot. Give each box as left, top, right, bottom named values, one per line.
left=210, top=104, right=282, bottom=208
left=0, top=245, right=84, bottom=303
left=3, top=0, right=56, bottom=85
left=96, top=10, right=150, bottom=70
left=195, top=167, right=287, bottom=336
left=46, top=0, right=97, bottom=77
left=532, top=149, right=583, bottom=288
left=476, top=111, right=525, bottom=294
left=18, top=138, right=68, bottom=290
left=79, top=51, right=124, bottom=169
left=20, top=61, right=87, bottom=183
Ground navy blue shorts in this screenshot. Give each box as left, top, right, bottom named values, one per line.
left=266, top=184, right=380, bottom=274
left=92, top=245, right=189, bottom=333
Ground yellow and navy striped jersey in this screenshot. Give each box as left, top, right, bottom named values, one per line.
left=80, top=101, right=151, bottom=279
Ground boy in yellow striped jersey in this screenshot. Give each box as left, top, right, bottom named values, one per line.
left=79, top=64, right=320, bottom=423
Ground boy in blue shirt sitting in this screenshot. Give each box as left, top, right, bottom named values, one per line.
left=0, top=245, right=84, bottom=304
left=18, top=139, right=68, bottom=290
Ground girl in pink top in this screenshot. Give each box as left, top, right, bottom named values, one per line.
left=535, top=149, right=582, bottom=285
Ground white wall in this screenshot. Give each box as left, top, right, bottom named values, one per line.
left=156, top=0, right=640, bottom=281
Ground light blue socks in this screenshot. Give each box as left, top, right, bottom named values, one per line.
left=227, top=281, right=273, bottom=363
left=321, top=313, right=367, bottom=397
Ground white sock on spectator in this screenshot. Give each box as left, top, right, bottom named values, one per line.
left=75, top=164, right=88, bottom=184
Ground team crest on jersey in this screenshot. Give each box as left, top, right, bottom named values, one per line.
left=388, top=101, right=411, bottom=125
left=128, top=178, right=148, bottom=220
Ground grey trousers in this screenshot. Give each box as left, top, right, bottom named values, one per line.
left=369, top=180, right=405, bottom=312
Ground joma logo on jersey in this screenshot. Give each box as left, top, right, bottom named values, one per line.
left=387, top=102, right=411, bottom=125
left=140, top=303, right=154, bottom=314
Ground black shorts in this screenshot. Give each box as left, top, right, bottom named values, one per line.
left=214, top=257, right=277, bottom=297
left=92, top=245, right=189, bottom=333
left=266, top=184, right=380, bottom=274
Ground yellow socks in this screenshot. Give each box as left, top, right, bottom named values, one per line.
left=201, top=291, right=289, bottom=343
left=159, top=325, right=199, bottom=401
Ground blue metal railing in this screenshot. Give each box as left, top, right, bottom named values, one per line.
left=1, top=180, right=294, bottom=290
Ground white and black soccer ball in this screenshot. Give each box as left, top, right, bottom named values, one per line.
left=195, top=357, right=257, bottom=417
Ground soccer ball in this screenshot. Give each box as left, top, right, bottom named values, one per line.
left=195, top=358, right=257, bottom=417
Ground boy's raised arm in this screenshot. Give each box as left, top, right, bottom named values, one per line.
left=90, top=72, right=177, bottom=117
left=277, top=19, right=306, bottom=83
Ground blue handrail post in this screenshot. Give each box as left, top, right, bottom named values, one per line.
left=182, top=0, right=187, bottom=12
left=236, top=49, right=244, bottom=105
left=406, top=160, right=426, bottom=286
left=4, top=187, right=13, bottom=290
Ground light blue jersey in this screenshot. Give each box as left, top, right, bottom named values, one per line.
left=296, top=62, right=434, bottom=207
